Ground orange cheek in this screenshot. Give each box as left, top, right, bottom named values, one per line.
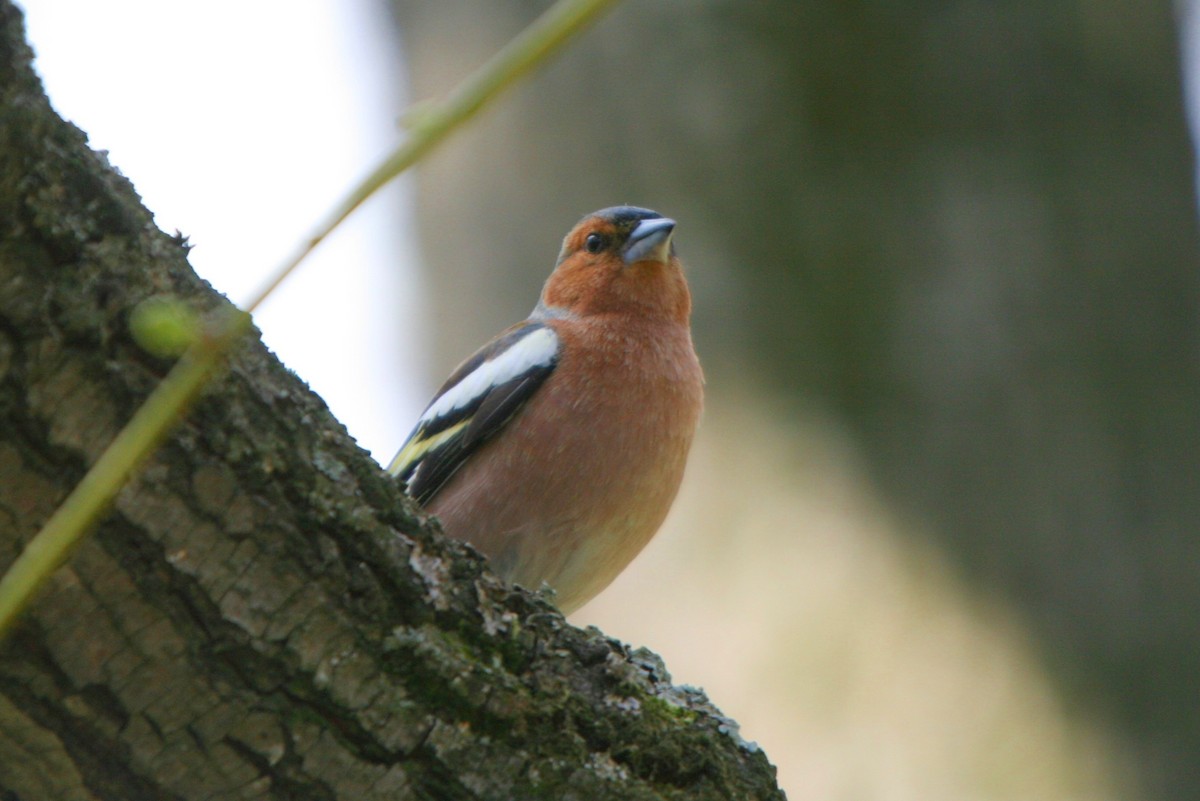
left=544, top=258, right=614, bottom=310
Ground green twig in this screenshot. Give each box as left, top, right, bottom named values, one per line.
left=243, top=0, right=623, bottom=313
left=0, top=0, right=623, bottom=641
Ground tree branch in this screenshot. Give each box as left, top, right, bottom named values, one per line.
left=0, top=4, right=782, bottom=798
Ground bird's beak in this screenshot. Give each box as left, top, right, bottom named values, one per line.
left=622, top=217, right=676, bottom=265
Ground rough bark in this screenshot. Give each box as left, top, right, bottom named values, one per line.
left=0, top=5, right=783, bottom=799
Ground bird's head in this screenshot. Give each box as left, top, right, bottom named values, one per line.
left=537, top=207, right=691, bottom=324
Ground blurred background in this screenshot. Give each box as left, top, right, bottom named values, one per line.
left=19, top=1, right=1200, bottom=799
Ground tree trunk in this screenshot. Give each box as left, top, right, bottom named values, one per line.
left=0, top=5, right=782, bottom=799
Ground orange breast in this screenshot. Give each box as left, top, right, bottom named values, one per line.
left=428, top=315, right=703, bottom=613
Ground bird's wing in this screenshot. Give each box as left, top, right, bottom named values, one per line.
left=388, top=321, right=559, bottom=505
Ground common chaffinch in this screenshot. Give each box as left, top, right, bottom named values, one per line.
left=389, top=206, right=703, bottom=614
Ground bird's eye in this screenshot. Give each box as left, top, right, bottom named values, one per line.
left=584, top=233, right=607, bottom=254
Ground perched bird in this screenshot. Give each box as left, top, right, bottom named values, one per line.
left=389, top=207, right=703, bottom=614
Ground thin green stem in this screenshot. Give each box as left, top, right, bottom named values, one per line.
left=0, top=0, right=623, bottom=641
left=243, top=0, right=623, bottom=312
left=0, top=310, right=250, bottom=640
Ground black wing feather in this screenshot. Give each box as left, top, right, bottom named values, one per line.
left=393, top=322, right=559, bottom=505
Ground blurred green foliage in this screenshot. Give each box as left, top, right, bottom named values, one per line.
left=390, top=2, right=1200, bottom=798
